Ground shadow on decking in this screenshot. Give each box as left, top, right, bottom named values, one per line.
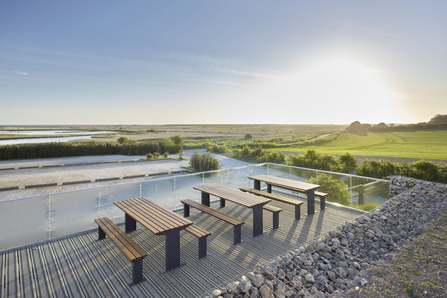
left=0, top=198, right=364, bottom=298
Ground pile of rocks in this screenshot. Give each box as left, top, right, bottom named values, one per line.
left=204, top=176, right=447, bottom=298
left=389, top=175, right=420, bottom=197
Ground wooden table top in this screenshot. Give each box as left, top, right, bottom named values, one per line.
left=114, top=197, right=193, bottom=235
left=248, top=174, right=320, bottom=193
left=193, top=183, right=271, bottom=208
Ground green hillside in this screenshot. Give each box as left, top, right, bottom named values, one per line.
left=278, top=130, right=447, bottom=160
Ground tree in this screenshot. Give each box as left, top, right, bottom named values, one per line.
left=117, top=137, right=129, bottom=144
left=189, top=150, right=220, bottom=172
left=308, top=173, right=350, bottom=206
left=244, top=134, right=253, bottom=140
left=171, top=135, right=184, bottom=145
left=339, top=152, right=357, bottom=173
left=429, top=114, right=447, bottom=124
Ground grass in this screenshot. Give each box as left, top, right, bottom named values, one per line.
left=276, top=130, right=447, bottom=160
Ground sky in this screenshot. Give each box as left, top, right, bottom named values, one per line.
left=1, top=0, right=446, bottom=125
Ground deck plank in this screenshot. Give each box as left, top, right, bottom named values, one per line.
left=0, top=197, right=364, bottom=298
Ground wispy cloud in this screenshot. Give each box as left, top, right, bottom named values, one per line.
left=15, top=71, right=29, bottom=75
left=216, top=68, right=290, bottom=80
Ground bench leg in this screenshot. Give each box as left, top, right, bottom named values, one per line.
left=198, top=237, right=208, bottom=259
left=161, top=229, right=184, bottom=273
left=129, top=259, right=146, bottom=286
left=252, top=205, right=264, bottom=237
left=320, top=197, right=326, bottom=210
left=295, top=204, right=301, bottom=220
left=184, top=204, right=190, bottom=217
left=307, top=190, right=315, bottom=215
left=125, top=214, right=137, bottom=233
left=273, top=212, right=280, bottom=229
left=220, top=198, right=226, bottom=208
left=201, top=192, right=210, bottom=207
left=233, top=225, right=242, bottom=244
left=98, top=226, right=106, bottom=240
left=267, top=184, right=272, bottom=193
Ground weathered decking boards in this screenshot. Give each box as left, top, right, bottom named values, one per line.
left=0, top=193, right=364, bottom=298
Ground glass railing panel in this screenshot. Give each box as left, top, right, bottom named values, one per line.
left=0, top=196, right=48, bottom=251
left=313, top=171, right=351, bottom=207
left=247, top=164, right=268, bottom=188
left=203, top=169, right=228, bottom=186
left=141, top=178, right=175, bottom=210
left=227, top=166, right=252, bottom=190
left=51, top=188, right=100, bottom=238
left=289, top=167, right=318, bottom=182
left=174, top=174, right=204, bottom=209
left=98, top=182, right=141, bottom=223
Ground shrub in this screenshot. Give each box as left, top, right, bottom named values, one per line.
left=189, top=150, right=220, bottom=172
left=179, top=152, right=184, bottom=160
left=153, top=152, right=160, bottom=159
left=308, top=173, right=350, bottom=205
left=146, top=152, right=153, bottom=159
left=164, top=152, right=169, bottom=158
left=240, top=145, right=252, bottom=157
left=117, top=137, right=129, bottom=144
left=339, top=152, right=357, bottom=173
left=171, top=135, right=184, bottom=145
left=244, top=134, right=253, bottom=140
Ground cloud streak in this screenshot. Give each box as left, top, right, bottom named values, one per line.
left=15, top=71, right=29, bottom=75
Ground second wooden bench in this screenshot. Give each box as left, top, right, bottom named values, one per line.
left=240, top=187, right=304, bottom=220
left=181, top=199, right=245, bottom=244
left=95, top=217, right=147, bottom=286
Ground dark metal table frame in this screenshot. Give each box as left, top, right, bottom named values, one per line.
left=117, top=198, right=192, bottom=273
left=250, top=175, right=320, bottom=215
left=199, top=188, right=269, bottom=238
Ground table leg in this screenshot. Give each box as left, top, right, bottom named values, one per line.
left=220, top=198, right=226, bottom=208
left=125, top=214, right=137, bottom=232
left=307, top=190, right=315, bottom=215
left=201, top=192, right=210, bottom=207
left=160, top=229, right=184, bottom=273
left=267, top=184, right=272, bottom=193
left=254, top=180, right=261, bottom=190
left=252, top=205, right=265, bottom=237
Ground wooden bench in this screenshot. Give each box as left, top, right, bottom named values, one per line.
left=184, top=224, right=211, bottom=259
left=240, top=187, right=304, bottom=220
left=315, top=191, right=328, bottom=210
left=181, top=199, right=245, bottom=244
left=263, top=204, right=282, bottom=228
left=94, top=217, right=147, bottom=285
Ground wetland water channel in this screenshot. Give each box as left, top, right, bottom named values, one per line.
left=0, top=130, right=115, bottom=145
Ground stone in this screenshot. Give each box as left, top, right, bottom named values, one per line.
left=226, top=281, right=239, bottom=294
left=239, top=276, right=252, bottom=293
left=304, top=273, right=315, bottom=283
left=211, top=289, right=221, bottom=298
left=246, top=272, right=264, bottom=287
left=259, top=285, right=274, bottom=298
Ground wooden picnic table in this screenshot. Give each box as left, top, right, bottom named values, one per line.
left=114, top=197, right=193, bottom=273
left=193, top=183, right=271, bottom=237
left=248, top=174, right=321, bottom=215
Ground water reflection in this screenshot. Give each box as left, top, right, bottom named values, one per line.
left=0, top=136, right=93, bottom=146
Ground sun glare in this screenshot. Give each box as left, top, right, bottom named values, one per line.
left=267, top=59, right=398, bottom=124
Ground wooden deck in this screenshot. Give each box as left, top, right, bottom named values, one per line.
left=0, top=194, right=365, bottom=298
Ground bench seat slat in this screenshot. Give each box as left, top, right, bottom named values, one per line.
left=184, top=224, right=211, bottom=239
left=94, top=217, right=147, bottom=262
left=181, top=199, right=244, bottom=226
left=240, top=187, right=304, bottom=206
left=263, top=204, right=282, bottom=213
left=314, top=191, right=328, bottom=197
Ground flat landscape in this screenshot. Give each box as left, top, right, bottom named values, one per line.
left=277, top=130, right=447, bottom=160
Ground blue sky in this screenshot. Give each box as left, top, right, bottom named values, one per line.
left=1, top=0, right=446, bottom=125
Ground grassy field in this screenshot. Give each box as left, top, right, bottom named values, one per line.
left=277, top=130, right=447, bottom=160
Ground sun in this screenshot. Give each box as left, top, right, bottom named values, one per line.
left=267, top=58, right=398, bottom=124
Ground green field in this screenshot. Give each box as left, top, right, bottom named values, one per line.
left=277, top=130, right=447, bottom=160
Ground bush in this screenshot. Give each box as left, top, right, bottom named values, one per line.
left=308, top=173, right=350, bottom=205
left=153, top=152, right=160, bottom=159
left=244, top=134, right=253, bottom=140
left=189, top=150, right=220, bottom=172
left=240, top=145, right=252, bottom=157
left=179, top=152, right=184, bottom=160
left=164, top=152, right=169, bottom=158
left=171, top=135, right=184, bottom=145
left=146, top=152, right=153, bottom=159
